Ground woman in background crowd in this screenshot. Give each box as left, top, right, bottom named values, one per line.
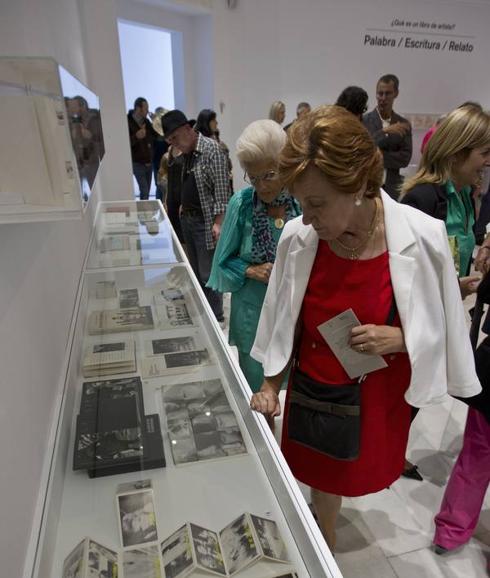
left=196, top=109, right=233, bottom=192
left=195, top=108, right=219, bottom=138
left=250, top=106, right=481, bottom=551
left=402, top=104, right=490, bottom=290
left=208, top=120, right=301, bottom=392
left=400, top=103, right=489, bottom=480
left=269, top=100, right=286, bottom=126
left=335, top=86, right=369, bottom=121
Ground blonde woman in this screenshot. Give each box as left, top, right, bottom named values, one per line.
left=402, top=105, right=490, bottom=292
left=249, top=106, right=481, bottom=551
left=269, top=100, right=286, bottom=125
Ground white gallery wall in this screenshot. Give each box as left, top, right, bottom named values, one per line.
left=2, top=1, right=490, bottom=577
left=211, top=0, right=490, bottom=185
left=0, top=0, right=89, bottom=575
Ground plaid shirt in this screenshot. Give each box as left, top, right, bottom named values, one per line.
left=187, top=133, right=231, bottom=249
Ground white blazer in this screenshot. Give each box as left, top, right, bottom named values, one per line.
left=251, top=191, right=481, bottom=407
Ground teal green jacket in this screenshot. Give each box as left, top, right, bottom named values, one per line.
left=207, top=187, right=301, bottom=353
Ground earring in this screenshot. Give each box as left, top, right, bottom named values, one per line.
left=355, top=196, right=362, bottom=207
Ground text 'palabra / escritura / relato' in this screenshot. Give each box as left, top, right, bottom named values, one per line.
left=363, top=34, right=474, bottom=52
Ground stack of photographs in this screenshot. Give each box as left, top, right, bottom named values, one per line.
left=160, top=513, right=291, bottom=578
left=141, top=335, right=211, bottom=379
left=87, top=306, right=154, bottom=335
left=81, top=339, right=136, bottom=377
left=161, top=379, right=247, bottom=465
left=73, top=377, right=165, bottom=478
left=62, top=537, right=118, bottom=578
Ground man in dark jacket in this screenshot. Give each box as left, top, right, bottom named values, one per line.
left=363, top=74, right=412, bottom=200
left=127, top=97, right=158, bottom=199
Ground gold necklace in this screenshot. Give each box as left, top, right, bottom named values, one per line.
left=331, top=198, right=380, bottom=260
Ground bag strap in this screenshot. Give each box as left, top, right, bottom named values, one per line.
left=385, top=295, right=397, bottom=326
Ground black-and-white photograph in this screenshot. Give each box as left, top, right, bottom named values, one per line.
left=93, top=342, right=126, bottom=353
left=191, top=414, right=217, bottom=434
left=161, top=303, right=193, bottom=327
left=119, top=288, right=139, bottom=309
left=164, top=349, right=210, bottom=369
left=168, top=418, right=193, bottom=441
left=117, top=489, right=158, bottom=548
left=214, top=411, right=239, bottom=431
left=150, top=336, right=196, bottom=355
left=220, top=429, right=247, bottom=456
left=171, top=436, right=198, bottom=464
left=122, top=546, right=162, bottom=578
left=161, top=380, right=247, bottom=465
left=194, top=431, right=226, bottom=460
left=160, top=525, right=194, bottom=578
left=62, top=540, right=84, bottom=578
left=251, top=515, right=288, bottom=562
left=220, top=513, right=259, bottom=576
left=190, top=524, right=226, bottom=576
left=163, top=382, right=210, bottom=403
left=87, top=540, right=118, bottom=578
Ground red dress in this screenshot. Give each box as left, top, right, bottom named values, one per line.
left=281, top=241, right=412, bottom=497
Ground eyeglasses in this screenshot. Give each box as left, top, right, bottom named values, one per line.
left=244, top=170, right=279, bottom=186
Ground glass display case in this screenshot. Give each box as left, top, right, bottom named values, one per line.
left=86, top=201, right=184, bottom=270
left=0, top=57, right=104, bottom=223
left=29, top=202, right=341, bottom=578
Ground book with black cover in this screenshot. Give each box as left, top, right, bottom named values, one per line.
left=73, top=377, right=165, bottom=477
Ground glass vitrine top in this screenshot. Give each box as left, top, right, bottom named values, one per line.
left=86, top=201, right=184, bottom=269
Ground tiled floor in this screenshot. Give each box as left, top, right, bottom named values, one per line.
left=221, top=291, right=490, bottom=577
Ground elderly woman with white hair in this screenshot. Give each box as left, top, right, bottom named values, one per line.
left=207, top=120, right=301, bottom=391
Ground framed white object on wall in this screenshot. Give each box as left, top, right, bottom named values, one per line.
left=0, top=57, right=105, bottom=223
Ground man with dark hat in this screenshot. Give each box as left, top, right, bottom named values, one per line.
left=161, top=109, right=231, bottom=323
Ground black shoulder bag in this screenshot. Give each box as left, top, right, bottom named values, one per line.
left=287, top=298, right=397, bottom=461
